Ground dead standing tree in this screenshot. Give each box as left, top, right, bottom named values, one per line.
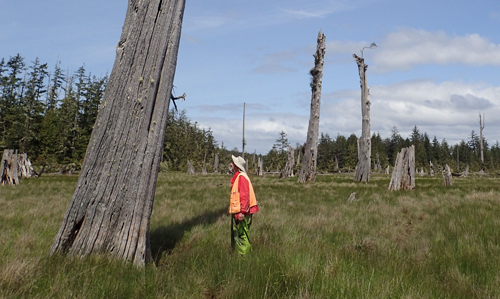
left=50, top=0, right=186, bottom=267
left=280, top=146, right=295, bottom=178
left=298, top=31, right=325, bottom=183
left=0, top=149, right=20, bottom=185
left=479, top=112, right=485, bottom=173
left=353, top=52, right=372, bottom=183
left=388, top=145, right=415, bottom=191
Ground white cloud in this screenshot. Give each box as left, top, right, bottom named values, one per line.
left=372, top=28, right=500, bottom=72
left=320, top=80, right=500, bottom=145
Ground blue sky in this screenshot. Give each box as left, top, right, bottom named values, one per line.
left=2, top=0, right=500, bottom=154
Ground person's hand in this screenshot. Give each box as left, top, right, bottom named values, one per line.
left=237, top=213, right=245, bottom=221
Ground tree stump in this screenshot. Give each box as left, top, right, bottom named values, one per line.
left=463, top=165, right=469, bottom=177
left=388, top=145, right=415, bottom=191
left=187, top=160, right=195, bottom=175
left=347, top=192, right=356, bottom=201
left=17, top=153, right=33, bottom=178
left=442, top=164, right=453, bottom=186
left=0, top=149, right=20, bottom=185
left=280, top=146, right=295, bottom=178
left=257, top=157, right=263, bottom=176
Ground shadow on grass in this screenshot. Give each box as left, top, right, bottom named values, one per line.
left=150, top=206, right=227, bottom=264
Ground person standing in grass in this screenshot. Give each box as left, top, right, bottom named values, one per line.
left=229, top=155, right=259, bottom=255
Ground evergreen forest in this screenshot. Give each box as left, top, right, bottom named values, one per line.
left=2, top=54, right=500, bottom=175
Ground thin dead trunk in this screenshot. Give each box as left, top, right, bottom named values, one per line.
left=214, top=152, right=219, bottom=173
left=50, top=0, right=186, bottom=267
left=353, top=54, right=371, bottom=183
left=479, top=113, right=485, bottom=172
left=298, top=31, right=325, bottom=183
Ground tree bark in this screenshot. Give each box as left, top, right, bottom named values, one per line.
left=353, top=54, right=371, bottom=183
left=388, top=145, right=415, bottom=191
left=298, top=31, right=325, bottom=183
left=49, top=0, right=186, bottom=266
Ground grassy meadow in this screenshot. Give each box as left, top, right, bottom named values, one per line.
left=1, top=172, right=500, bottom=298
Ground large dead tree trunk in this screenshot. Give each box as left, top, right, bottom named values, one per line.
left=353, top=54, right=371, bottom=183
left=388, top=145, right=415, bottom=191
left=298, top=31, right=325, bottom=183
left=50, top=0, right=186, bottom=266
left=1, top=149, right=20, bottom=185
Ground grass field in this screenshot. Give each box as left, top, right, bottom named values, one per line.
left=1, top=172, right=500, bottom=298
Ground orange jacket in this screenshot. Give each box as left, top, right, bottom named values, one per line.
left=229, top=172, right=258, bottom=214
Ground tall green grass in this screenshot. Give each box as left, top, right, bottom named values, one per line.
left=1, top=173, right=500, bottom=298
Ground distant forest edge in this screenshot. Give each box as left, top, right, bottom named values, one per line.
left=2, top=54, right=500, bottom=174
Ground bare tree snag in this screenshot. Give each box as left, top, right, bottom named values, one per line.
left=353, top=54, right=371, bottom=182
left=187, top=160, right=195, bottom=175
left=388, top=145, right=415, bottom=191
left=479, top=112, right=485, bottom=173
left=49, top=0, right=186, bottom=267
left=1, top=149, right=20, bottom=185
left=298, top=31, right=325, bottom=183
left=257, top=156, right=263, bottom=176
left=442, top=164, right=453, bottom=186
left=202, top=150, right=207, bottom=175
left=280, top=146, right=295, bottom=178
left=214, top=153, right=219, bottom=173
left=375, top=153, right=381, bottom=172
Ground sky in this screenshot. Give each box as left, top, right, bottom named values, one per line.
left=2, top=0, right=500, bottom=154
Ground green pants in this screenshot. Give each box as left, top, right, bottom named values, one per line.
left=231, top=215, right=252, bottom=255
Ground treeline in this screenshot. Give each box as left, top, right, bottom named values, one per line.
left=264, top=127, right=500, bottom=174
left=0, top=54, right=106, bottom=170
left=3, top=53, right=500, bottom=175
